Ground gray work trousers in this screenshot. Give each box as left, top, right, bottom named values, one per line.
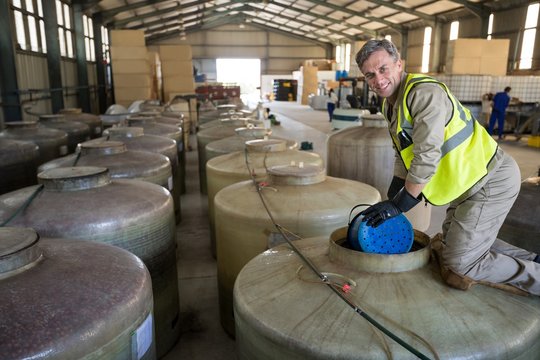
left=441, top=150, right=540, bottom=295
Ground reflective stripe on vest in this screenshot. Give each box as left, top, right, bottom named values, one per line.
left=382, top=74, right=498, bottom=205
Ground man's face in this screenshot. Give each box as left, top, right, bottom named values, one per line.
left=360, top=49, right=403, bottom=99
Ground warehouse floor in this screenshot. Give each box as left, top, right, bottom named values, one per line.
left=163, top=101, right=539, bottom=360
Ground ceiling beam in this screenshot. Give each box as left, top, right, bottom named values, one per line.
left=262, top=0, right=376, bottom=38
left=301, top=0, right=407, bottom=31
left=447, top=0, right=491, bottom=18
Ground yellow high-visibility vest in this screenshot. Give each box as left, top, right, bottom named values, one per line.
left=382, top=74, right=498, bottom=205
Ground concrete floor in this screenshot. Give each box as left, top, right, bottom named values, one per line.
left=163, top=101, right=540, bottom=360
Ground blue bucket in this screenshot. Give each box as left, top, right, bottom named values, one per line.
left=347, top=205, right=414, bottom=254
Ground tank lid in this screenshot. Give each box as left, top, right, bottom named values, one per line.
left=4, top=121, right=38, bottom=128
left=38, top=166, right=111, bottom=190
left=39, top=114, right=65, bottom=122
left=79, top=140, right=126, bottom=155
left=59, top=108, right=82, bottom=114
left=106, top=126, right=144, bottom=138
left=268, top=163, right=326, bottom=185
left=0, top=227, right=42, bottom=276
left=220, top=118, right=249, bottom=127
left=137, top=111, right=161, bottom=117
left=328, top=227, right=431, bottom=273
left=362, top=114, right=387, bottom=128
left=128, top=117, right=156, bottom=124
left=246, top=138, right=287, bottom=153
left=235, top=126, right=271, bottom=138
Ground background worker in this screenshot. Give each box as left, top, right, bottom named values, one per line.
left=355, top=39, right=540, bottom=296
left=327, top=88, right=338, bottom=122
left=489, top=86, right=512, bottom=140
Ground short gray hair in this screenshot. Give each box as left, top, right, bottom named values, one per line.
left=355, top=39, right=400, bottom=69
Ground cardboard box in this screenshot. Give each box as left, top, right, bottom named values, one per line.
left=447, top=39, right=484, bottom=58
left=159, top=45, right=193, bottom=61
left=446, top=57, right=481, bottom=74
left=481, top=39, right=510, bottom=58
left=110, top=46, right=148, bottom=60
left=114, top=86, right=152, bottom=101
left=113, top=74, right=153, bottom=88
left=163, top=75, right=195, bottom=94
left=479, top=57, right=507, bottom=76
left=111, top=30, right=146, bottom=46
left=161, top=60, right=194, bottom=77
left=112, top=59, right=150, bottom=74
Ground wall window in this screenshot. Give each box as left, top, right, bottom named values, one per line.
left=83, top=14, right=95, bottom=61
left=101, top=26, right=110, bottom=64
left=56, top=0, right=74, bottom=58
left=11, top=0, right=47, bottom=53
left=487, top=14, right=494, bottom=40
left=449, top=21, right=459, bottom=40
left=421, top=27, right=432, bottom=73
left=519, top=2, right=539, bottom=69
left=344, top=43, right=351, bottom=72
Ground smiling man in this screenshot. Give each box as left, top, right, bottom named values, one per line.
left=355, top=39, right=540, bottom=296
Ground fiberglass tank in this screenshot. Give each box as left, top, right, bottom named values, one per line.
left=206, top=138, right=323, bottom=258
left=59, top=107, right=103, bottom=138
left=0, top=227, right=155, bottom=359
left=0, top=167, right=180, bottom=358
left=327, top=114, right=431, bottom=231
left=39, top=114, right=91, bottom=153
left=215, top=163, right=381, bottom=336
left=197, top=118, right=263, bottom=194
left=100, top=127, right=182, bottom=223
left=0, top=121, right=68, bottom=165
left=0, top=138, right=39, bottom=195
left=234, top=227, right=540, bottom=359
left=127, top=116, right=186, bottom=194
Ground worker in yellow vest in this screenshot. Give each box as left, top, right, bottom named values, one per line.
left=355, top=39, right=540, bottom=296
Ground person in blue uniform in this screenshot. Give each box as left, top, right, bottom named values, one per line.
left=488, top=86, right=512, bottom=140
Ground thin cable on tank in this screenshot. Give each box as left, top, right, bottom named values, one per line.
left=243, top=148, right=437, bottom=360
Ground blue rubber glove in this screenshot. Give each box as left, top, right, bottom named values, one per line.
left=361, top=187, right=421, bottom=227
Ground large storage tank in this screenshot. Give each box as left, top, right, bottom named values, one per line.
left=0, top=121, right=68, bottom=165
left=498, top=176, right=540, bottom=253
left=327, top=114, right=431, bottom=231
left=207, top=139, right=324, bottom=257
left=0, top=167, right=180, bottom=357
left=215, top=163, right=381, bottom=336
left=39, top=114, right=91, bottom=153
left=127, top=117, right=186, bottom=194
left=133, top=113, right=186, bottom=194
left=101, top=127, right=182, bottom=223
left=234, top=228, right=540, bottom=359
left=197, top=120, right=266, bottom=194
left=0, top=227, right=156, bottom=359
left=0, top=138, right=39, bottom=195
left=199, top=117, right=263, bottom=131
left=59, top=107, right=103, bottom=138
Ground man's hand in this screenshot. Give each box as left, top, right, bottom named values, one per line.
left=361, top=187, right=421, bottom=227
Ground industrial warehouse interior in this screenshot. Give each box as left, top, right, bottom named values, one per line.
left=1, top=0, right=540, bottom=359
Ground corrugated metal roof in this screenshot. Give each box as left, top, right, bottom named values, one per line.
left=80, top=0, right=533, bottom=44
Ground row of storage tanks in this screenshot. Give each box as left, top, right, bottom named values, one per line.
left=1, top=99, right=539, bottom=359
left=0, top=102, right=192, bottom=359
left=194, top=108, right=540, bottom=359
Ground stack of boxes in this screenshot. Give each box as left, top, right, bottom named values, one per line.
left=298, top=65, right=318, bottom=105
left=110, top=30, right=153, bottom=107
left=159, top=45, right=196, bottom=149
left=159, top=45, right=195, bottom=102
left=446, top=38, right=510, bottom=76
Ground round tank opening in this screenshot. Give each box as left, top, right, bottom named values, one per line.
left=328, top=227, right=431, bottom=273
left=335, top=236, right=426, bottom=253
